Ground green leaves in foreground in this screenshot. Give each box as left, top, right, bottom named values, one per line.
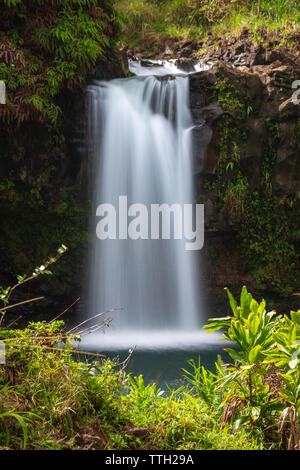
left=203, top=286, right=300, bottom=449
left=0, top=409, right=36, bottom=450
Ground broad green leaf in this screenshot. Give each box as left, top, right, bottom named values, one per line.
left=225, top=287, right=238, bottom=317
left=291, top=311, right=300, bottom=327
left=225, top=348, right=244, bottom=362
left=289, top=357, right=298, bottom=369
left=250, top=298, right=259, bottom=314
left=248, top=345, right=262, bottom=364
left=251, top=406, right=261, bottom=421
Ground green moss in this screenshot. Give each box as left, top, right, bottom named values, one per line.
left=239, top=193, right=300, bottom=295
left=0, top=320, right=261, bottom=450
left=0, top=182, right=88, bottom=285
left=0, top=0, right=119, bottom=125
left=204, top=84, right=299, bottom=294
left=215, top=80, right=244, bottom=115
left=115, top=0, right=299, bottom=51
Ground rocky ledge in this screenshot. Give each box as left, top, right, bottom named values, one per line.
left=188, top=55, right=299, bottom=295
left=126, top=27, right=300, bottom=70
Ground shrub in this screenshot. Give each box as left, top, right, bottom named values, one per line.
left=204, top=286, right=300, bottom=449
left=0, top=0, right=119, bottom=125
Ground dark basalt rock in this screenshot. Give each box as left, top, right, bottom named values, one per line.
left=141, top=59, right=161, bottom=67
left=250, top=45, right=266, bottom=67
left=187, top=60, right=299, bottom=293
left=175, top=58, right=195, bottom=73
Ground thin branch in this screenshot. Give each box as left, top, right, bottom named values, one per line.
left=0, top=247, right=67, bottom=325
left=119, top=346, right=136, bottom=373
left=0, top=296, right=44, bottom=312
left=67, top=307, right=123, bottom=334
left=5, top=251, right=63, bottom=303
left=50, top=297, right=80, bottom=324
left=2, top=334, right=69, bottom=343
left=77, top=319, right=113, bottom=336
left=5, top=315, right=23, bottom=329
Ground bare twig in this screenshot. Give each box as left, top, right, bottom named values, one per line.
left=0, top=296, right=44, bottom=312
left=67, top=308, right=123, bottom=334
left=50, top=297, right=80, bottom=324
left=77, top=319, right=113, bottom=336
left=5, top=315, right=23, bottom=329
left=119, top=346, right=136, bottom=373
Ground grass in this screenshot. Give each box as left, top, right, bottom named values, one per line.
left=115, top=0, right=300, bottom=49
left=0, top=321, right=260, bottom=450
left=0, top=285, right=299, bottom=450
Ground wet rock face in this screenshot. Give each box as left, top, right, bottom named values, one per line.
left=175, top=58, right=196, bottom=73
left=126, top=26, right=300, bottom=71
left=189, top=61, right=299, bottom=194
left=192, top=123, right=213, bottom=175
left=187, top=59, right=299, bottom=293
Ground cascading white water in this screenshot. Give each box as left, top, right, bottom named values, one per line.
left=86, top=62, right=204, bottom=348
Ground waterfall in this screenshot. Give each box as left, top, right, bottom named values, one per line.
left=86, top=61, right=203, bottom=348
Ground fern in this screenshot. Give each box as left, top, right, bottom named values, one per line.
left=0, top=0, right=120, bottom=124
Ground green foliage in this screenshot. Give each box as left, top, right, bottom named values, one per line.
left=116, top=0, right=300, bottom=46
left=121, top=373, right=259, bottom=450
left=0, top=181, right=87, bottom=285
left=223, top=172, right=248, bottom=220
left=182, top=356, right=225, bottom=407
left=0, top=324, right=126, bottom=449
left=125, top=374, right=164, bottom=417
left=0, top=319, right=260, bottom=450
left=215, top=79, right=244, bottom=115
left=206, top=78, right=299, bottom=294
left=2, top=286, right=299, bottom=449
left=0, top=0, right=119, bottom=124
left=0, top=409, right=35, bottom=450
left=264, top=312, right=300, bottom=409
left=206, top=88, right=249, bottom=222
left=240, top=193, right=300, bottom=294
left=204, top=286, right=300, bottom=448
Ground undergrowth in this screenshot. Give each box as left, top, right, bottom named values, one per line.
left=0, top=321, right=260, bottom=450
left=116, top=0, right=300, bottom=47
left=0, top=284, right=299, bottom=450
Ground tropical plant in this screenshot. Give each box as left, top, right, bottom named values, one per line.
left=204, top=286, right=300, bottom=449
left=182, top=356, right=226, bottom=407
left=0, top=0, right=119, bottom=125
left=0, top=244, right=68, bottom=326
left=263, top=310, right=300, bottom=449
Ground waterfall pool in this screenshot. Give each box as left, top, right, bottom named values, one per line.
left=78, top=331, right=232, bottom=389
